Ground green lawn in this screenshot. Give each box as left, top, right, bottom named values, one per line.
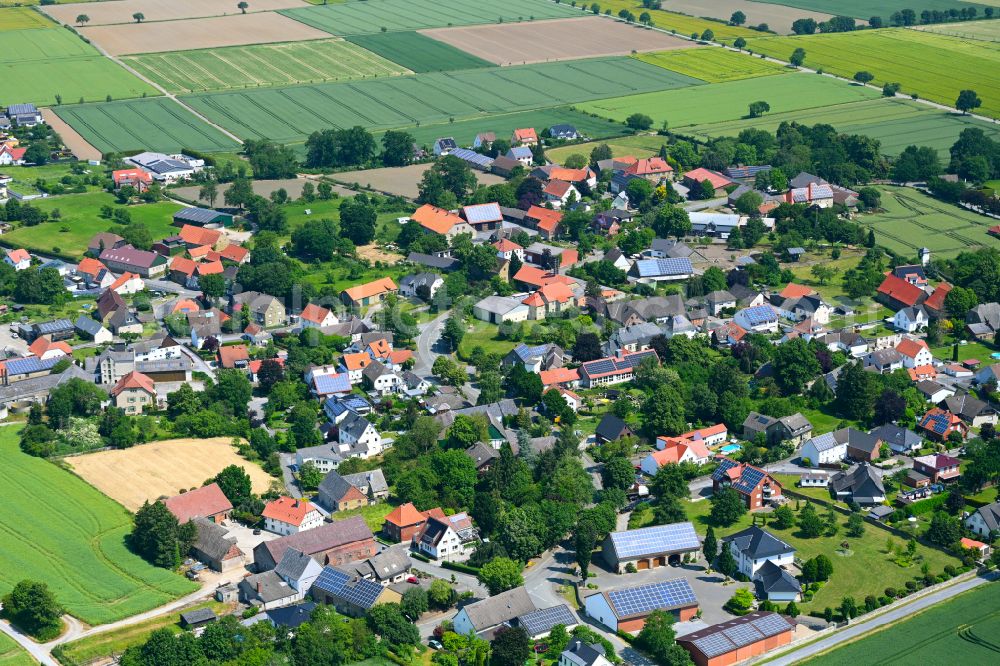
left=580, top=72, right=880, bottom=130
left=796, top=407, right=849, bottom=436
left=121, top=39, right=408, bottom=95
left=326, top=500, right=399, bottom=533
left=930, top=340, right=997, bottom=363
left=0, top=6, right=53, bottom=30
left=636, top=47, right=787, bottom=83
left=0, top=631, right=33, bottom=666
left=685, top=498, right=960, bottom=614
left=862, top=186, right=1000, bottom=260
left=805, top=581, right=1000, bottom=664
left=345, top=32, right=493, bottom=73
left=0, top=426, right=196, bottom=626
left=745, top=28, right=1000, bottom=118
left=545, top=134, right=668, bottom=164
left=457, top=321, right=517, bottom=359
left=1, top=191, right=182, bottom=259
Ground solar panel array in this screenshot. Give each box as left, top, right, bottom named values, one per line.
left=517, top=604, right=577, bottom=637
left=341, top=577, right=383, bottom=609
left=635, top=258, right=693, bottom=278
left=806, top=432, right=838, bottom=453
left=751, top=612, right=793, bottom=636
left=733, top=466, right=765, bottom=494
left=36, top=319, right=74, bottom=334
left=5, top=356, right=58, bottom=375
left=463, top=201, right=502, bottom=223
left=740, top=305, right=778, bottom=325
left=312, top=567, right=350, bottom=595
left=689, top=613, right=794, bottom=658
left=610, top=523, right=700, bottom=559
left=314, top=373, right=350, bottom=394
left=582, top=349, right=657, bottom=377
left=711, top=458, right=739, bottom=481
left=607, top=578, right=696, bottom=618
left=176, top=207, right=221, bottom=223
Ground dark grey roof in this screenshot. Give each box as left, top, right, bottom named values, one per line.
left=869, top=424, right=922, bottom=451
left=561, top=639, right=606, bottom=666
left=743, top=411, right=778, bottom=432
left=461, top=586, right=536, bottom=631
left=192, top=517, right=239, bottom=562
left=756, top=561, right=801, bottom=595
left=973, top=501, right=1000, bottom=531
left=339, top=411, right=373, bottom=440
left=274, top=547, right=316, bottom=582
left=342, top=469, right=388, bottom=496
left=318, top=471, right=356, bottom=504
left=840, top=427, right=881, bottom=455
left=724, top=526, right=795, bottom=560
left=779, top=413, right=812, bottom=436
left=829, top=463, right=885, bottom=502
left=265, top=602, right=317, bottom=628
left=74, top=315, right=106, bottom=336
left=678, top=611, right=796, bottom=659
left=595, top=414, right=631, bottom=441
left=242, top=571, right=295, bottom=603
left=181, top=608, right=217, bottom=625
left=400, top=272, right=442, bottom=290
left=407, top=253, right=460, bottom=270
left=516, top=604, right=577, bottom=637
left=945, top=393, right=995, bottom=420
left=174, top=207, right=229, bottom=224
left=466, top=442, right=499, bottom=469
left=366, top=549, right=412, bottom=581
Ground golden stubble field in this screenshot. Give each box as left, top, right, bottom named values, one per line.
left=66, top=437, right=275, bottom=510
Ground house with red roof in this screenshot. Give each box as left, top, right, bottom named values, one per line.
left=542, top=179, right=579, bottom=209
left=641, top=439, right=712, bottom=475
left=262, top=497, right=324, bottom=536
left=0, top=145, right=27, bottom=166
left=625, top=157, right=673, bottom=182
left=163, top=483, right=233, bottom=524
left=300, top=303, right=339, bottom=329
left=218, top=344, right=250, bottom=369
left=918, top=408, right=969, bottom=441
left=511, top=127, right=538, bottom=146
left=110, top=271, right=144, bottom=295
left=4, top=248, right=30, bottom=271
left=112, top=168, right=153, bottom=192
left=712, top=458, right=783, bottom=510
left=896, top=337, right=933, bottom=369
left=682, top=168, right=733, bottom=195
left=411, top=204, right=472, bottom=239
left=217, top=244, right=250, bottom=264
left=179, top=224, right=227, bottom=250
left=923, top=282, right=952, bottom=318
left=522, top=282, right=576, bottom=320
left=524, top=205, right=563, bottom=240
left=876, top=274, right=927, bottom=311
left=382, top=502, right=445, bottom=542
left=511, top=264, right=575, bottom=290
left=539, top=366, right=580, bottom=389
left=110, top=370, right=156, bottom=414
left=28, top=336, right=72, bottom=361
left=493, top=238, right=524, bottom=261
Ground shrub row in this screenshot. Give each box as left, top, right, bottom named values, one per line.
left=441, top=560, right=480, bottom=575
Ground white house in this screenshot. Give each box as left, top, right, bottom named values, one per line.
left=274, top=548, right=324, bottom=597
left=300, top=303, right=339, bottom=329
left=658, top=424, right=728, bottom=449
left=433, top=138, right=457, bottom=156
left=295, top=444, right=344, bottom=473
left=724, top=526, right=795, bottom=579
left=414, top=513, right=476, bottom=562
left=338, top=412, right=384, bottom=458
left=543, top=180, right=580, bottom=209
left=261, top=497, right=325, bottom=536
left=799, top=431, right=848, bottom=468
left=452, top=587, right=536, bottom=637
left=896, top=338, right=933, bottom=369
left=362, top=361, right=402, bottom=396
left=893, top=305, right=928, bottom=333
left=110, top=272, right=144, bottom=295
left=560, top=639, right=613, bottom=666
left=734, top=305, right=780, bottom=334
left=555, top=387, right=582, bottom=413
left=965, top=501, right=1000, bottom=539
left=4, top=248, right=30, bottom=271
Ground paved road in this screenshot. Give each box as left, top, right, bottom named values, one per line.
left=0, top=615, right=57, bottom=666
left=414, top=311, right=449, bottom=376
left=278, top=452, right=303, bottom=499
left=682, top=196, right=729, bottom=212
left=767, top=572, right=999, bottom=665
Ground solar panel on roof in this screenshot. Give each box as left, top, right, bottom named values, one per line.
left=693, top=633, right=735, bottom=658
left=342, top=578, right=382, bottom=609
left=610, top=523, right=700, bottom=559
left=721, top=623, right=761, bottom=647
left=734, top=467, right=765, bottom=494
left=607, top=579, right=696, bottom=617
left=517, top=605, right=576, bottom=636
left=312, top=567, right=349, bottom=594
left=750, top=613, right=792, bottom=636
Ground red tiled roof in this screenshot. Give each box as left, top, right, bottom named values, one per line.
left=28, top=337, right=71, bottom=358
left=262, top=497, right=318, bottom=527
left=179, top=224, right=222, bottom=247
left=543, top=179, right=573, bottom=198
left=196, top=260, right=224, bottom=276
left=877, top=274, right=924, bottom=307
left=779, top=283, right=815, bottom=299
left=412, top=204, right=464, bottom=235
left=343, top=277, right=397, bottom=302
left=548, top=167, right=591, bottom=182
left=385, top=502, right=434, bottom=527
left=342, top=352, right=372, bottom=371
left=218, top=344, right=249, bottom=368
left=6, top=248, right=29, bottom=263
left=512, top=264, right=574, bottom=289
left=301, top=303, right=332, bottom=325
left=110, top=370, right=155, bottom=397
left=218, top=244, right=249, bottom=263
left=493, top=238, right=522, bottom=252
left=170, top=256, right=197, bottom=277
left=77, top=257, right=107, bottom=278
left=248, top=357, right=285, bottom=374
left=924, top=282, right=952, bottom=312
left=112, top=168, right=152, bottom=185
left=525, top=205, right=563, bottom=234
left=188, top=245, right=212, bottom=259
left=896, top=338, right=928, bottom=359
left=163, top=483, right=233, bottom=524
left=513, top=128, right=537, bottom=142
left=683, top=168, right=731, bottom=189
left=626, top=157, right=672, bottom=176
left=110, top=272, right=140, bottom=291
left=540, top=366, right=580, bottom=387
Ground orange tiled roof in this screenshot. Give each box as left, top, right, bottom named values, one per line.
left=6, top=248, right=29, bottom=263
left=170, top=256, right=197, bottom=277
left=77, top=257, right=107, bottom=278
left=218, top=345, right=250, bottom=368
left=526, top=205, right=563, bottom=233
left=179, top=224, right=222, bottom=247
left=110, top=272, right=140, bottom=291
left=779, top=283, right=815, bottom=299
left=301, top=303, right=332, bottom=325
left=218, top=244, right=249, bottom=263
left=343, top=277, right=397, bottom=302
left=548, top=167, right=591, bottom=182
left=897, top=338, right=928, bottom=359
left=110, top=370, right=155, bottom=397
left=543, top=179, right=573, bottom=198
left=512, top=264, right=574, bottom=289
left=28, top=337, right=71, bottom=358
left=343, top=352, right=372, bottom=371
left=385, top=502, right=429, bottom=527
left=412, top=204, right=464, bottom=235
left=539, top=366, right=580, bottom=386
left=626, top=157, right=672, bottom=176
left=683, top=168, right=731, bottom=189
left=908, top=365, right=937, bottom=381
left=494, top=238, right=522, bottom=252
left=170, top=298, right=200, bottom=314
left=924, top=282, right=952, bottom=312
left=513, top=128, right=538, bottom=142
left=262, top=497, right=318, bottom=527
left=188, top=245, right=212, bottom=259
left=388, top=349, right=413, bottom=365
left=197, top=260, right=224, bottom=276
left=877, top=274, right=924, bottom=307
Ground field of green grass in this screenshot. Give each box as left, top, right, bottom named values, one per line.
left=180, top=57, right=698, bottom=145
left=328, top=500, right=399, bottom=533
left=683, top=97, right=1000, bottom=158
left=0, top=631, right=33, bottom=666
left=807, top=581, right=1000, bottom=664
left=580, top=72, right=879, bottom=130
left=53, top=97, right=241, bottom=155
left=685, top=498, right=960, bottom=614
left=863, top=186, right=1000, bottom=259
left=0, top=25, right=156, bottom=106
left=749, top=0, right=993, bottom=20
left=121, top=39, right=408, bottom=95
left=636, top=47, right=787, bottom=82
left=600, top=0, right=761, bottom=40
left=917, top=17, right=1000, bottom=42
left=0, top=6, right=51, bottom=30
left=458, top=321, right=517, bottom=359
left=745, top=28, right=1000, bottom=118
left=0, top=426, right=196, bottom=626
left=1, top=191, right=181, bottom=258
left=545, top=134, right=668, bottom=163
left=346, top=31, right=493, bottom=73
left=282, top=0, right=579, bottom=36
left=930, top=340, right=998, bottom=362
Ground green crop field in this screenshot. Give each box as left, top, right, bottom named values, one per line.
left=181, top=57, right=699, bottom=145
left=807, top=581, right=1000, bottom=664
left=54, top=97, right=240, bottom=155
left=580, top=72, right=879, bottom=129
left=863, top=186, right=1000, bottom=259
left=0, top=631, right=33, bottom=666
left=0, top=26, right=156, bottom=106
left=545, top=134, right=669, bottom=163
left=599, top=0, right=760, bottom=40
left=684, top=97, right=1000, bottom=157
left=0, top=6, right=52, bottom=30
left=0, top=426, right=196, bottom=626
left=636, top=47, right=787, bottom=82
left=121, top=39, right=408, bottom=94
left=748, top=0, right=992, bottom=20
left=281, top=0, right=580, bottom=36
left=917, top=17, right=1000, bottom=42
left=346, top=31, right=493, bottom=72
left=746, top=29, right=1000, bottom=118
left=2, top=191, right=182, bottom=258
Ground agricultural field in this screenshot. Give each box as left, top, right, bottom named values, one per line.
left=281, top=0, right=580, bottom=36
left=0, top=426, right=196, bottom=626
left=745, top=28, right=1000, bottom=118
left=685, top=498, right=960, bottom=614
left=331, top=163, right=505, bottom=199
left=748, top=0, right=992, bottom=20
left=0, top=6, right=52, bottom=30
left=1, top=25, right=93, bottom=60
left=122, top=39, right=408, bottom=94
left=683, top=97, right=1000, bottom=157
left=66, top=438, right=275, bottom=512
left=345, top=31, right=492, bottom=73
left=916, top=17, right=1000, bottom=42
left=2, top=192, right=181, bottom=258
left=863, top=186, right=1000, bottom=259
left=636, top=46, right=787, bottom=82
left=181, top=57, right=699, bottom=145
left=419, top=17, right=692, bottom=65
left=598, top=0, right=761, bottom=40
left=545, top=134, right=669, bottom=163
left=79, top=12, right=328, bottom=56
left=808, top=581, right=1000, bottom=664
left=40, top=106, right=102, bottom=161
left=0, top=632, right=33, bottom=666
left=580, top=72, right=879, bottom=130
left=53, top=97, right=240, bottom=155
left=43, top=0, right=308, bottom=26
left=663, top=0, right=836, bottom=34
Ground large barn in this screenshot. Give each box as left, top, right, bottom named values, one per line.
left=602, top=522, right=700, bottom=573
left=677, top=611, right=796, bottom=666
left=584, top=578, right=698, bottom=633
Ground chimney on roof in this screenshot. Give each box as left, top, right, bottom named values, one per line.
left=257, top=581, right=261, bottom=593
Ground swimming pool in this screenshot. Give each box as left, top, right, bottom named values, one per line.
left=719, top=444, right=742, bottom=455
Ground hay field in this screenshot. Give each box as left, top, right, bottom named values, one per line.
left=664, top=0, right=835, bottom=33
left=122, top=39, right=408, bottom=94
left=0, top=6, right=52, bottom=30
left=420, top=17, right=692, bottom=65
left=41, top=106, right=101, bottom=160
left=44, top=0, right=308, bottom=26
left=0, top=426, right=196, bottom=626
left=79, top=12, right=328, bottom=55
left=915, top=18, right=1000, bottom=42
left=67, top=437, right=275, bottom=511
left=598, top=0, right=760, bottom=40
left=636, top=47, right=787, bottom=82
left=181, top=57, right=699, bottom=144
left=281, top=0, right=579, bottom=35
left=746, top=28, right=1000, bottom=118
left=746, top=0, right=989, bottom=20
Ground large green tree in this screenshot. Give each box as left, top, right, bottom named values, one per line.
left=477, top=557, right=524, bottom=595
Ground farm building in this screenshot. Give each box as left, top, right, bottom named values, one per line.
left=310, top=566, right=401, bottom=617
left=602, top=522, right=700, bottom=573
left=253, top=516, right=375, bottom=572
left=677, top=612, right=796, bottom=666
left=584, top=579, right=698, bottom=632
left=163, top=483, right=233, bottom=524
left=173, top=207, right=234, bottom=227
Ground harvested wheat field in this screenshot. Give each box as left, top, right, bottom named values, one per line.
left=41, top=107, right=101, bottom=161
left=420, top=16, right=693, bottom=66
left=44, top=0, right=309, bottom=27
left=80, top=13, right=328, bottom=56
left=66, top=437, right=274, bottom=510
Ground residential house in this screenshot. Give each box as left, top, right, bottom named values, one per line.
left=608, top=322, right=662, bottom=354
left=338, top=412, right=385, bottom=458
left=578, top=349, right=658, bottom=389
left=233, top=291, right=287, bottom=328
left=262, top=497, right=324, bottom=536
left=549, top=124, right=579, bottom=140
left=399, top=272, right=443, bottom=300
left=594, top=414, right=633, bottom=444
left=413, top=513, right=477, bottom=562
left=341, top=277, right=397, bottom=309
left=128, top=151, right=204, bottom=182
left=723, top=527, right=797, bottom=595
left=912, top=454, right=961, bottom=484
left=362, top=360, right=402, bottom=395
left=191, top=517, right=244, bottom=572
left=300, top=303, right=339, bottom=329
left=109, top=370, right=156, bottom=415
left=239, top=571, right=300, bottom=611
left=74, top=315, right=113, bottom=344
left=108, top=308, right=143, bottom=336
left=111, top=168, right=154, bottom=192
left=383, top=502, right=443, bottom=542
left=99, top=244, right=168, bottom=278
left=506, top=146, right=534, bottom=166
left=453, top=587, right=536, bottom=637
left=734, top=305, right=780, bottom=334
left=893, top=264, right=929, bottom=287
left=869, top=423, right=923, bottom=455
left=433, top=137, right=457, bottom=156
left=560, top=639, right=613, bottom=666
left=473, top=132, right=495, bottom=149
left=682, top=168, right=733, bottom=195
left=0, top=145, right=26, bottom=166
left=163, top=483, right=232, bottom=524
left=966, top=302, right=1000, bottom=339
left=602, top=523, right=700, bottom=573
left=411, top=204, right=473, bottom=239
left=525, top=205, right=563, bottom=240
left=829, top=463, right=886, bottom=505
left=583, top=579, right=699, bottom=632
left=705, top=290, right=737, bottom=316
left=919, top=407, right=969, bottom=441
left=677, top=613, right=797, bottom=666
left=894, top=305, right=928, bottom=333
left=494, top=238, right=525, bottom=262
left=864, top=349, right=904, bottom=374
left=218, top=344, right=250, bottom=369
left=522, top=281, right=576, bottom=320
left=511, top=128, right=538, bottom=146
left=799, top=431, right=848, bottom=467
left=542, top=180, right=579, bottom=209
left=742, top=412, right=812, bottom=446
left=4, top=248, right=30, bottom=270
left=27, top=337, right=71, bottom=362
left=712, top=458, right=783, bottom=510
left=473, top=295, right=530, bottom=324
left=502, top=343, right=563, bottom=374
left=876, top=274, right=927, bottom=311
left=944, top=393, right=998, bottom=427
left=965, top=501, right=1000, bottom=539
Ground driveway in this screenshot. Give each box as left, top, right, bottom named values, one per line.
left=278, top=452, right=303, bottom=499
left=414, top=311, right=449, bottom=376
left=0, top=323, right=28, bottom=357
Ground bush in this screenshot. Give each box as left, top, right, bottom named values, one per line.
left=442, top=561, right=479, bottom=575
left=884, top=587, right=897, bottom=598
left=905, top=580, right=917, bottom=591
left=944, top=565, right=957, bottom=578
